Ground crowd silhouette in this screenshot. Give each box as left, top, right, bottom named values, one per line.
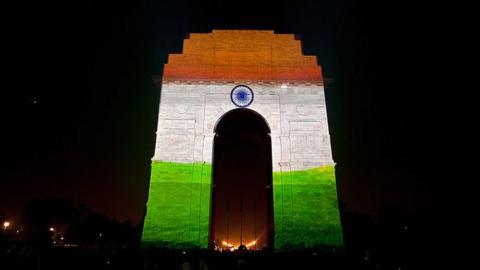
left=1, top=197, right=472, bottom=269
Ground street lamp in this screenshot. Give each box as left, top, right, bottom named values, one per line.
left=3, top=221, right=10, bottom=230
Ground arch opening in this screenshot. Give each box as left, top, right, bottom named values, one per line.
left=209, top=108, right=274, bottom=251
left=214, top=108, right=271, bottom=134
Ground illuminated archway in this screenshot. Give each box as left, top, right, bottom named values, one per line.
left=142, top=30, right=344, bottom=250
left=209, top=108, right=274, bottom=250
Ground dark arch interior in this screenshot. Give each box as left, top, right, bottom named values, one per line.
left=210, top=109, right=273, bottom=250
left=214, top=108, right=271, bottom=134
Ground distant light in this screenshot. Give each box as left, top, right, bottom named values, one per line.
left=245, top=240, right=257, bottom=248
left=281, top=84, right=288, bottom=89
left=99, top=233, right=103, bottom=237
left=60, top=237, right=64, bottom=241
left=3, top=221, right=10, bottom=229
left=49, top=227, right=55, bottom=232
left=222, top=241, right=236, bottom=250
left=222, top=241, right=233, bottom=247
left=182, top=251, right=186, bottom=255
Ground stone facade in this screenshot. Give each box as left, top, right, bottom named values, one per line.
left=143, top=30, right=343, bottom=249
left=152, top=81, right=334, bottom=172
left=152, top=30, right=334, bottom=171
left=163, top=30, right=323, bottom=83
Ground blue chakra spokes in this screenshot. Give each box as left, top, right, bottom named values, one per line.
left=231, top=85, right=254, bottom=107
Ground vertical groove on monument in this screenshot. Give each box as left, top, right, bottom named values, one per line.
left=142, top=30, right=343, bottom=250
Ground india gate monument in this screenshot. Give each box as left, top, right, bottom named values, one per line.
left=142, top=30, right=343, bottom=251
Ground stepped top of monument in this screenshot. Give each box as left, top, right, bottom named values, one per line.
left=163, top=30, right=323, bottom=84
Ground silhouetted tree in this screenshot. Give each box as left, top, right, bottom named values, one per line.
left=66, top=212, right=138, bottom=247
left=22, top=197, right=86, bottom=249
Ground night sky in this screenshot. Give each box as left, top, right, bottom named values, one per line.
left=3, top=0, right=478, bottom=228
